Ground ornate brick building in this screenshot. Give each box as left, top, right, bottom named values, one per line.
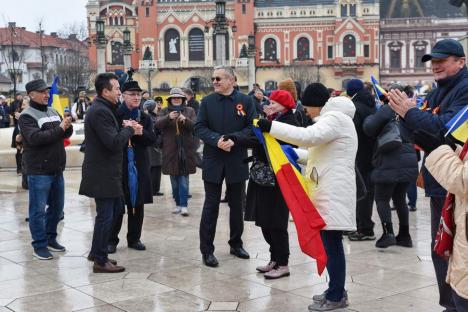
left=379, top=0, right=468, bottom=88
left=87, top=0, right=379, bottom=92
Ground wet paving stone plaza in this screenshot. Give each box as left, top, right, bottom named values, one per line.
left=0, top=169, right=441, bottom=311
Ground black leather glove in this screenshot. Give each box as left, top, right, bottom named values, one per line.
left=257, top=119, right=272, bottom=133
left=413, top=129, right=456, bottom=154
left=223, top=134, right=237, bottom=144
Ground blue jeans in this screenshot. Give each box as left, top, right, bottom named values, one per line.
left=407, top=183, right=417, bottom=207
left=90, top=197, right=124, bottom=265
left=321, top=230, right=346, bottom=302
left=28, top=173, right=65, bottom=250
left=170, top=175, right=188, bottom=207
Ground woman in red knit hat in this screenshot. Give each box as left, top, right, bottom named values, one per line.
left=227, top=90, right=299, bottom=279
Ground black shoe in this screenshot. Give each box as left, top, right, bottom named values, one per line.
left=25, top=217, right=29, bottom=222
left=188, top=194, right=192, bottom=198
left=128, top=241, right=146, bottom=251
left=375, top=233, right=396, bottom=248
left=202, top=254, right=219, bottom=267
left=107, top=244, right=117, bottom=254
left=396, top=235, right=413, bottom=248
left=154, top=192, right=164, bottom=196
left=342, top=231, right=356, bottom=236
left=408, top=205, right=417, bottom=212
left=230, top=247, right=250, bottom=259
left=348, top=232, right=376, bottom=241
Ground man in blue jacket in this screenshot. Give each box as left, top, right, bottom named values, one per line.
left=388, top=38, right=467, bottom=312
left=194, top=66, right=255, bottom=267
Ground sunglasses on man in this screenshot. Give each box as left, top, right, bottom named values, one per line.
left=211, top=77, right=222, bottom=82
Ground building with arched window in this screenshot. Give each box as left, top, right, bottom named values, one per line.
left=379, top=0, right=468, bottom=87
left=87, top=0, right=380, bottom=91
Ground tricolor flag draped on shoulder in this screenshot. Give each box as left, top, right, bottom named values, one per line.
left=252, top=121, right=327, bottom=274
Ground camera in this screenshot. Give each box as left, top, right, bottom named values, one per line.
left=127, top=67, right=135, bottom=81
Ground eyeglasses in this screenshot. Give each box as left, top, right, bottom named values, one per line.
left=211, top=76, right=222, bottom=82
left=123, top=92, right=142, bottom=97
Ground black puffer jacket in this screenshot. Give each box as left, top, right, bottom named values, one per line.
left=363, top=105, right=418, bottom=184
left=352, top=89, right=377, bottom=174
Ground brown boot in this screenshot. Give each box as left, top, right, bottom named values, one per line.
left=87, top=254, right=118, bottom=265
left=93, top=261, right=125, bottom=273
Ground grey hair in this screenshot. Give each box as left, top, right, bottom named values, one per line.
left=214, top=65, right=235, bottom=78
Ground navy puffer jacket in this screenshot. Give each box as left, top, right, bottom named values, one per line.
left=363, top=105, right=418, bottom=184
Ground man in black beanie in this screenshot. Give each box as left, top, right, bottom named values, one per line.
left=346, top=79, right=377, bottom=242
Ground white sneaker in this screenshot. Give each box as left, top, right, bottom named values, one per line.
left=172, top=206, right=181, bottom=214
left=180, top=207, right=189, bottom=216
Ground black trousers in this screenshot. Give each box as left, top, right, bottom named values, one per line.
left=199, top=181, right=244, bottom=255
left=356, top=169, right=375, bottom=235
left=261, top=227, right=289, bottom=266
left=151, top=166, right=162, bottom=194
left=90, top=197, right=123, bottom=265
left=15, top=150, right=22, bottom=173
left=374, top=182, right=409, bottom=227
left=109, top=203, right=144, bottom=246
left=431, top=197, right=456, bottom=311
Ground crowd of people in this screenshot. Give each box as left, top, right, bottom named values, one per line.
left=4, top=38, right=467, bottom=311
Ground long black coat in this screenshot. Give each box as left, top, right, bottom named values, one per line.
left=363, top=105, right=418, bottom=184
left=116, top=104, right=157, bottom=206
left=243, top=111, right=299, bottom=229
left=352, top=89, right=377, bottom=174
left=79, top=97, right=134, bottom=199
left=194, top=90, right=255, bottom=184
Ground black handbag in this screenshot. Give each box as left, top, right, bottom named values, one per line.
left=249, top=159, right=275, bottom=187
left=376, top=119, right=402, bottom=153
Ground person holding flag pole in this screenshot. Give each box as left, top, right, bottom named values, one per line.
left=256, top=83, right=357, bottom=311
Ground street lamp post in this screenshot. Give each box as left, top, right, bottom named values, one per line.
left=95, top=19, right=107, bottom=73
left=247, top=34, right=256, bottom=90
left=123, top=27, right=132, bottom=70
left=205, top=0, right=237, bottom=66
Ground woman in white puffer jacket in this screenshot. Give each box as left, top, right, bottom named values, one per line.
left=257, top=83, right=357, bottom=312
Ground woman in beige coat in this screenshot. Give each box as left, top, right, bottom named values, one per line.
left=426, top=144, right=468, bottom=310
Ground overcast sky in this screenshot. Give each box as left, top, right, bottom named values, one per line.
left=1, top=0, right=88, bottom=34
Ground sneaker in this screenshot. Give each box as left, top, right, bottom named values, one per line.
left=348, top=232, right=376, bottom=241
left=180, top=207, right=189, bottom=216
left=256, top=261, right=277, bottom=273
left=396, top=234, right=413, bottom=248
left=342, top=231, right=355, bottom=236
left=33, top=248, right=53, bottom=260
left=408, top=205, right=417, bottom=212
left=375, top=233, right=396, bottom=248
left=313, top=290, right=348, bottom=304
left=308, top=297, right=348, bottom=311
left=172, top=206, right=181, bottom=214
left=264, top=265, right=290, bottom=279
left=48, top=240, right=66, bottom=252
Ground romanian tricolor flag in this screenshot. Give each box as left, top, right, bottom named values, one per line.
left=48, top=76, right=64, bottom=116
left=445, top=105, right=468, bottom=143
left=252, top=122, right=327, bottom=275
left=371, top=75, right=388, bottom=98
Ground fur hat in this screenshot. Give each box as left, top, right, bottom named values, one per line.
left=301, top=83, right=330, bottom=107
left=278, top=78, right=298, bottom=102
left=269, top=90, right=296, bottom=111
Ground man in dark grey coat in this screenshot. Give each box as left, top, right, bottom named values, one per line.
left=194, top=66, right=255, bottom=267
left=79, top=73, right=142, bottom=273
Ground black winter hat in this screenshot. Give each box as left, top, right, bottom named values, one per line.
left=301, top=82, right=330, bottom=107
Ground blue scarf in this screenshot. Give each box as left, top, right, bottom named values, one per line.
left=120, top=103, right=140, bottom=121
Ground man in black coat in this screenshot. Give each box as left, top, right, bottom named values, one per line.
left=346, top=79, right=377, bottom=242
left=19, top=79, right=73, bottom=260
left=194, top=66, right=255, bottom=267
left=79, top=73, right=142, bottom=273
left=388, top=39, right=468, bottom=312
left=108, top=80, right=157, bottom=253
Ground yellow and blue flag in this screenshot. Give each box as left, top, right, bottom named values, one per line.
left=48, top=76, right=64, bottom=116
left=445, top=105, right=468, bottom=143
left=370, top=75, right=388, bottom=98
